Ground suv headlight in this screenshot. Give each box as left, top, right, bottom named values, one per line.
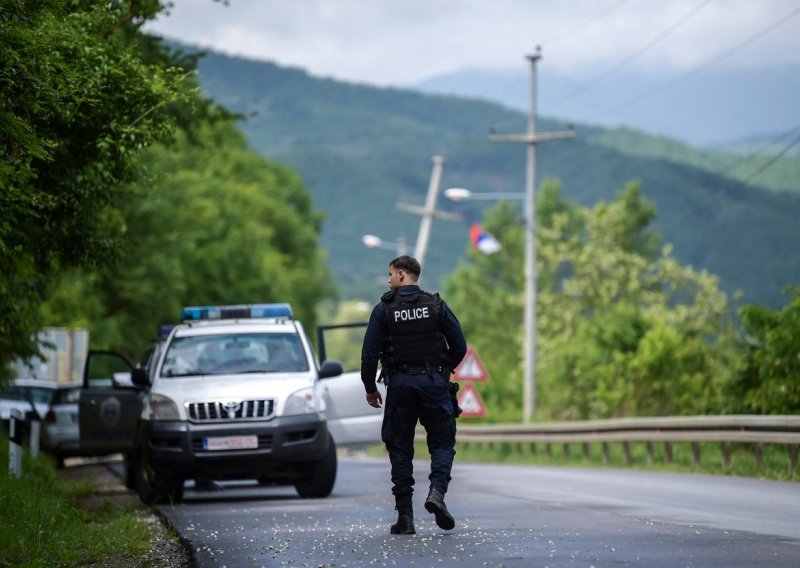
left=283, top=387, right=324, bottom=416
left=147, top=393, right=180, bottom=420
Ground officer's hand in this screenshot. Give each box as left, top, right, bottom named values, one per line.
left=366, top=391, right=383, bottom=408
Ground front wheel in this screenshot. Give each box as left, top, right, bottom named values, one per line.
left=293, top=434, right=337, bottom=498
left=133, top=447, right=184, bottom=505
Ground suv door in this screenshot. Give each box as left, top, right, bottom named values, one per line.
left=316, top=323, right=386, bottom=448
left=78, top=351, right=146, bottom=456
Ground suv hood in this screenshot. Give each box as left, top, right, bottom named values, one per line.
left=151, top=373, right=316, bottom=419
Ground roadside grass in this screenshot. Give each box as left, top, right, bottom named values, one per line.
left=0, top=436, right=152, bottom=567
left=365, top=438, right=798, bottom=482
left=451, top=439, right=798, bottom=482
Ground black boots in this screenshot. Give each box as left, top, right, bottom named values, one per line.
left=391, top=488, right=454, bottom=534
left=424, top=487, right=455, bottom=530
left=390, top=509, right=415, bottom=534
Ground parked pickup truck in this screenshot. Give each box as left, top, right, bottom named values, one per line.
left=78, top=303, right=383, bottom=504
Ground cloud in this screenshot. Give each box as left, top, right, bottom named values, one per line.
left=145, top=0, right=800, bottom=85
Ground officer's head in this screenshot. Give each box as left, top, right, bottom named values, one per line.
left=389, top=255, right=421, bottom=290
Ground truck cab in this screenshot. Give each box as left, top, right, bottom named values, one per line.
left=78, top=303, right=385, bottom=504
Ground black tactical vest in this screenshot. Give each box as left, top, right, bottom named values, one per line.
left=382, top=290, right=448, bottom=371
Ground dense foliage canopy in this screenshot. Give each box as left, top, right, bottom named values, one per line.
left=42, top=121, right=330, bottom=360
left=1, top=1, right=328, bottom=370
left=445, top=182, right=742, bottom=421
left=1, top=0, right=188, bottom=368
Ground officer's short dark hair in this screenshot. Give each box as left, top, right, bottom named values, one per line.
left=390, top=255, right=421, bottom=278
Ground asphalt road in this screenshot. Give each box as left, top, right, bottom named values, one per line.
left=157, top=457, right=800, bottom=567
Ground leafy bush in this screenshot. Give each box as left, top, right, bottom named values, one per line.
left=730, top=288, right=800, bottom=414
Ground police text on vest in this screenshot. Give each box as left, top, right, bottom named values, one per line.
left=394, top=307, right=430, bottom=322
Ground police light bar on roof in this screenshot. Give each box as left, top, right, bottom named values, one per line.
left=180, top=303, right=293, bottom=322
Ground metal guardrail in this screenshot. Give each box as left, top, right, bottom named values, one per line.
left=452, top=415, right=800, bottom=474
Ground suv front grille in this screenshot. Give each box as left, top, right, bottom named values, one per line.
left=186, top=399, right=275, bottom=422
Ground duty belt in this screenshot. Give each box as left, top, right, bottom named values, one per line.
left=396, top=364, right=445, bottom=375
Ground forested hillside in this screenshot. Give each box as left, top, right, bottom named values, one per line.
left=582, top=125, right=800, bottom=195
left=192, top=48, right=800, bottom=308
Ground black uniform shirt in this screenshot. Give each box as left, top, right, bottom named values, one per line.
left=360, top=285, right=467, bottom=393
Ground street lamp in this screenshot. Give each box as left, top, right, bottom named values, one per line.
left=444, top=188, right=526, bottom=202
left=361, top=234, right=409, bottom=255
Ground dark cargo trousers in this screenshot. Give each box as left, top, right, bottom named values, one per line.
left=381, top=369, right=456, bottom=511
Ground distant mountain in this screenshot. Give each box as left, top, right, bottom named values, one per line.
left=414, top=65, right=800, bottom=150
left=189, top=47, right=800, bottom=309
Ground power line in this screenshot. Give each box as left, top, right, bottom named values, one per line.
left=458, top=4, right=800, bottom=235
left=569, top=128, right=800, bottom=251
left=726, top=124, right=800, bottom=177
left=616, top=4, right=800, bottom=111
left=548, top=2, right=800, bottom=220
left=740, top=128, right=800, bottom=186
left=553, top=0, right=712, bottom=109
left=486, top=1, right=630, bottom=135
left=665, top=125, right=800, bottom=228
left=540, top=0, right=629, bottom=47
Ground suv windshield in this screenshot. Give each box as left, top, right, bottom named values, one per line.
left=161, top=332, right=309, bottom=377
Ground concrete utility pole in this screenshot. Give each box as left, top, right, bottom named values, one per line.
left=396, top=154, right=461, bottom=270
left=490, top=48, right=575, bottom=422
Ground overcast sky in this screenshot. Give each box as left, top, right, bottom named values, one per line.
left=145, top=0, right=800, bottom=86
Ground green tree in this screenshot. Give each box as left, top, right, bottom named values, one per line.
left=0, top=0, right=191, bottom=371
left=43, top=120, right=330, bottom=360
left=730, top=288, right=800, bottom=414
left=538, top=183, right=737, bottom=419
left=445, top=181, right=740, bottom=421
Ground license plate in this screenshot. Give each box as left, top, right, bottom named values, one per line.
left=202, top=435, right=258, bottom=451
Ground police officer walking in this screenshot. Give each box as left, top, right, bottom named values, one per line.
left=361, top=255, right=467, bottom=535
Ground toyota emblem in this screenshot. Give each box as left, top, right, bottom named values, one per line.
left=223, top=401, right=241, bottom=417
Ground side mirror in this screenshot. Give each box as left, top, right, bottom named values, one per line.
left=131, top=368, right=150, bottom=388
left=319, top=359, right=343, bottom=379
left=112, top=371, right=134, bottom=388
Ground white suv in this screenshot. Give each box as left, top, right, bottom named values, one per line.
left=78, top=304, right=385, bottom=504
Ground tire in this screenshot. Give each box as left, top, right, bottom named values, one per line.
left=123, top=453, right=136, bottom=490
left=293, top=434, right=337, bottom=498
left=133, top=447, right=184, bottom=505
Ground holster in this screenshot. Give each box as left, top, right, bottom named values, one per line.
left=449, top=382, right=463, bottom=418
